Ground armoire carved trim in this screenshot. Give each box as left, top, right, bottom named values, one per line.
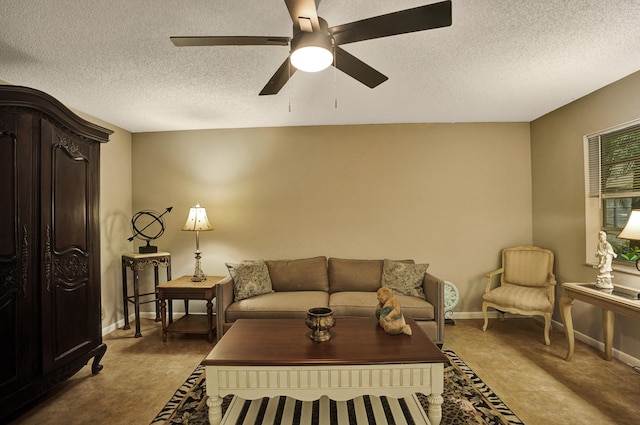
left=0, top=85, right=112, bottom=421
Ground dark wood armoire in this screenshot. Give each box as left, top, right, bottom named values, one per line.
left=0, top=86, right=112, bottom=420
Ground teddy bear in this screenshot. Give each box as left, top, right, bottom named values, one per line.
left=375, top=287, right=412, bottom=336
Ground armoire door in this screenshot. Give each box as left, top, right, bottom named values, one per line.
left=0, top=112, right=37, bottom=397
left=39, top=120, right=102, bottom=374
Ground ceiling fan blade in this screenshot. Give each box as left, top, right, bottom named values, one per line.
left=333, top=47, right=388, bottom=89
left=259, top=57, right=297, bottom=96
left=284, top=0, right=320, bottom=32
left=171, top=36, right=289, bottom=47
left=330, top=0, right=452, bottom=46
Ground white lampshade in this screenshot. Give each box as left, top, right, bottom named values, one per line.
left=291, top=45, right=333, bottom=72
left=181, top=204, right=213, bottom=232
left=618, top=210, right=640, bottom=240
left=290, top=21, right=333, bottom=73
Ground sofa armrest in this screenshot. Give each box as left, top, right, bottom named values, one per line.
left=422, top=272, right=445, bottom=345
left=215, top=275, right=233, bottom=340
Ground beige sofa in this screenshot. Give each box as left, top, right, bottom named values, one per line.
left=215, top=256, right=445, bottom=346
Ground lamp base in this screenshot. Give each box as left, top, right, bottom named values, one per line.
left=192, top=249, right=206, bottom=282
left=191, top=274, right=207, bottom=282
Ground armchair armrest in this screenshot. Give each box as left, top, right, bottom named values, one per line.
left=484, top=267, right=504, bottom=293
left=215, top=275, right=233, bottom=340
left=547, top=271, right=557, bottom=303
left=422, top=272, right=444, bottom=345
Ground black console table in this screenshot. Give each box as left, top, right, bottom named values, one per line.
left=121, top=252, right=172, bottom=337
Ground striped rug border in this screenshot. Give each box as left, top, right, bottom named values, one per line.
left=222, top=394, right=429, bottom=425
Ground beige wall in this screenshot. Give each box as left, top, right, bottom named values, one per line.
left=11, top=72, right=640, bottom=358
left=74, top=112, right=133, bottom=328
left=531, top=70, right=640, bottom=359
left=132, top=122, right=532, bottom=315
left=99, top=125, right=133, bottom=327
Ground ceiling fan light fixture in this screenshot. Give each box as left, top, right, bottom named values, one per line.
left=290, top=31, right=333, bottom=73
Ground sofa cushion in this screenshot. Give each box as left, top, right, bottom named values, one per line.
left=225, top=291, right=329, bottom=321
left=266, top=256, right=329, bottom=292
left=394, top=294, right=435, bottom=320
left=328, top=258, right=415, bottom=293
left=225, top=261, right=273, bottom=301
left=329, top=291, right=379, bottom=316
left=381, top=259, right=428, bottom=300
left=328, top=258, right=384, bottom=293
left=329, top=292, right=434, bottom=320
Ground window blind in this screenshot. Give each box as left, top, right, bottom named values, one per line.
left=588, top=123, right=640, bottom=198
left=587, top=135, right=600, bottom=197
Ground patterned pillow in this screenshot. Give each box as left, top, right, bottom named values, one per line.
left=381, top=259, right=428, bottom=300
left=225, top=261, right=273, bottom=301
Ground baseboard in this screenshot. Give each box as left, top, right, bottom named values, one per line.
left=101, top=320, right=121, bottom=336
left=447, top=312, right=640, bottom=366
left=449, top=311, right=505, bottom=319
left=551, top=319, right=640, bottom=366
left=101, top=311, right=186, bottom=336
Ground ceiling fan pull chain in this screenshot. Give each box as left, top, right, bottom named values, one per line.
left=288, top=57, right=292, bottom=112
left=333, top=45, right=338, bottom=109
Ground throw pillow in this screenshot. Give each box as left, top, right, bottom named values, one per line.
left=381, top=259, right=428, bottom=300
left=225, top=261, right=273, bottom=301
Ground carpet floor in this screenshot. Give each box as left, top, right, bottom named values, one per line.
left=150, top=350, right=524, bottom=425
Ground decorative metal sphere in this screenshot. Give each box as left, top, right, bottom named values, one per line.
left=130, top=209, right=167, bottom=242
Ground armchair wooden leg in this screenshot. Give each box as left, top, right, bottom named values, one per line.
left=543, top=313, right=551, bottom=346
left=482, top=302, right=489, bottom=331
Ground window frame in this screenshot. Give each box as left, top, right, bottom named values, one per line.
left=584, top=117, right=640, bottom=272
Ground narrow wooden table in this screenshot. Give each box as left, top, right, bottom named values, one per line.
left=202, top=317, right=448, bottom=425
left=560, top=282, right=640, bottom=361
left=158, top=275, right=224, bottom=342
left=121, top=251, right=172, bottom=337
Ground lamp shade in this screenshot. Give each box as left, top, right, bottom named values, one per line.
left=618, top=210, right=640, bottom=240
left=290, top=20, right=333, bottom=73
left=290, top=43, right=333, bottom=72
left=181, top=204, right=213, bottom=232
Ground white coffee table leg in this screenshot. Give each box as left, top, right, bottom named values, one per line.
left=207, top=394, right=222, bottom=425
left=427, top=393, right=443, bottom=425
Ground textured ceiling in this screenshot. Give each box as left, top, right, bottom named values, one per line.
left=1, top=0, right=640, bottom=133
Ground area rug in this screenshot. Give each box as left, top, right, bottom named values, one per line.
left=150, top=350, right=524, bottom=425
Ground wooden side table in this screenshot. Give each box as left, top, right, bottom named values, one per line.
left=560, top=282, right=640, bottom=361
left=121, top=251, right=172, bottom=337
left=158, top=275, right=225, bottom=342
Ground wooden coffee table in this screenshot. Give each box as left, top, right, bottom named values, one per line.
left=202, top=317, right=448, bottom=425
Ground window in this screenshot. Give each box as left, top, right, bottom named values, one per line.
left=588, top=121, right=640, bottom=263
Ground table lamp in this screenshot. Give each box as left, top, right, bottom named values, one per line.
left=618, top=209, right=640, bottom=271
left=182, top=203, right=213, bottom=281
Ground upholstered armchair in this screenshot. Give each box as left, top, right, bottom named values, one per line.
left=482, top=245, right=556, bottom=345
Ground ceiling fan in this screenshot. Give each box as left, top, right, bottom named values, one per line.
left=170, top=0, right=452, bottom=96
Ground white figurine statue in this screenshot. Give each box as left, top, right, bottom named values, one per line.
left=594, top=231, right=616, bottom=289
